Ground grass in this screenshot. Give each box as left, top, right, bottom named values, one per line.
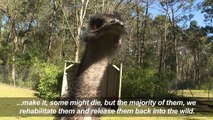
left=0, top=83, right=213, bottom=120
left=101, top=117, right=213, bottom=120
left=172, top=89, right=213, bottom=98
left=0, top=83, right=53, bottom=120
left=0, top=83, right=37, bottom=97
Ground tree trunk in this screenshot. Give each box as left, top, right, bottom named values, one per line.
left=74, top=44, right=79, bottom=63
left=12, top=36, right=18, bottom=87
left=102, top=0, right=105, bottom=12
left=0, top=22, right=1, bottom=37
left=171, top=7, right=179, bottom=81
left=47, top=32, right=53, bottom=62
left=136, top=0, right=141, bottom=68
left=140, top=0, right=149, bottom=68
left=159, top=0, right=168, bottom=73
left=164, top=0, right=168, bottom=71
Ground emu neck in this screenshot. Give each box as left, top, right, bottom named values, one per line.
left=75, top=50, right=109, bottom=98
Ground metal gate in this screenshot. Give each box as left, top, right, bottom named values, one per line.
left=61, top=62, right=122, bottom=98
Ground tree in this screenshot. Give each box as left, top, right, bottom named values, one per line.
left=201, top=0, right=213, bottom=41
left=181, top=20, right=211, bottom=89
left=57, top=0, right=90, bottom=63
left=0, top=0, right=37, bottom=86
left=159, top=0, right=195, bottom=82
left=201, top=0, right=213, bottom=24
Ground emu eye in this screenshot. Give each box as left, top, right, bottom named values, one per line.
left=90, top=18, right=105, bottom=30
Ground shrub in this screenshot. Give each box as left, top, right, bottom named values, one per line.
left=122, top=67, right=170, bottom=98
left=37, top=64, right=63, bottom=100
left=30, top=58, right=63, bottom=100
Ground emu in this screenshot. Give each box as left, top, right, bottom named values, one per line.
left=61, top=12, right=125, bottom=120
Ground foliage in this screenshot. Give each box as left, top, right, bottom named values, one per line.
left=35, top=59, right=63, bottom=100
left=122, top=68, right=170, bottom=98
left=0, top=0, right=212, bottom=99
left=201, top=0, right=213, bottom=24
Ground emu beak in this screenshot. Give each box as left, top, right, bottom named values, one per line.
left=110, top=19, right=124, bottom=26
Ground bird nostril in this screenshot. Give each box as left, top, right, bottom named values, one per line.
left=110, top=19, right=120, bottom=23
left=110, top=20, right=116, bottom=23
left=110, top=19, right=124, bottom=26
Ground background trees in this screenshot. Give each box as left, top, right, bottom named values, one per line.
left=0, top=0, right=212, bottom=98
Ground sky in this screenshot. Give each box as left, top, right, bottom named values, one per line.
left=149, top=0, right=206, bottom=27
left=187, top=0, right=206, bottom=27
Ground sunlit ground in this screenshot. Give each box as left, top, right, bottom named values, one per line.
left=0, top=83, right=212, bottom=120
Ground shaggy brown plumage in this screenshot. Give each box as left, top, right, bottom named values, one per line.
left=61, top=12, right=125, bottom=120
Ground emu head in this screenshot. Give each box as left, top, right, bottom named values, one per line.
left=83, top=12, right=125, bottom=56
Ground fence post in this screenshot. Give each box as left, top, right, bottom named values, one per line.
left=61, top=62, right=68, bottom=97
left=118, top=63, right=123, bottom=99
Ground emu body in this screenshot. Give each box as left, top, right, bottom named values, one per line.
left=61, top=12, right=125, bottom=120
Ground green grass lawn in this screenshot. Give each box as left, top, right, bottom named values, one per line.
left=0, top=83, right=37, bottom=97
left=0, top=83, right=53, bottom=120
left=0, top=83, right=213, bottom=120
left=172, top=89, right=213, bottom=98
